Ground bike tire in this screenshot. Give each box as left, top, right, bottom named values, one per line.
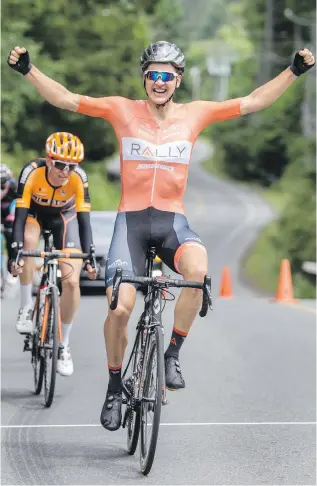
left=126, top=330, right=142, bottom=455
left=43, top=286, right=59, bottom=408
left=140, top=325, right=164, bottom=475
left=32, top=295, right=44, bottom=395
left=0, top=244, right=6, bottom=296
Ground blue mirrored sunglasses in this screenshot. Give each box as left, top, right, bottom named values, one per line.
left=144, top=70, right=179, bottom=82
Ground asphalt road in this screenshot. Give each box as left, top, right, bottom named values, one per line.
left=1, top=140, right=316, bottom=485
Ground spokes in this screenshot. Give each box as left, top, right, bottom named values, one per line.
left=125, top=330, right=142, bottom=455
left=142, top=353, right=157, bottom=440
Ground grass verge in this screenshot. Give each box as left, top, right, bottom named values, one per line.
left=85, top=161, right=120, bottom=210
left=202, top=146, right=315, bottom=298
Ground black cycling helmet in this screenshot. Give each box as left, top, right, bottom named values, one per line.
left=140, top=41, right=185, bottom=73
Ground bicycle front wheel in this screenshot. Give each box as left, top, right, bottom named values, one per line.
left=43, top=286, right=59, bottom=408
left=140, top=325, right=164, bottom=475
left=32, top=295, right=44, bottom=395
left=126, top=329, right=142, bottom=455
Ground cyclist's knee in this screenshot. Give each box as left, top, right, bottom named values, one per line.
left=177, top=244, right=208, bottom=280
left=62, top=277, right=80, bottom=292
left=110, top=300, right=133, bottom=321
left=24, top=231, right=39, bottom=251
left=106, top=283, right=136, bottom=322
left=182, top=264, right=208, bottom=282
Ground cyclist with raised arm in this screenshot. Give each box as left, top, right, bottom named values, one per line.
left=8, top=42, right=315, bottom=429
left=9, top=132, right=97, bottom=376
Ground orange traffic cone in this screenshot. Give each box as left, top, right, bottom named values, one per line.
left=219, top=266, right=234, bottom=298
left=275, top=259, right=296, bottom=303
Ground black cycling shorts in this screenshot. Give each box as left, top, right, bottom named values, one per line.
left=27, top=206, right=81, bottom=251
left=105, top=207, right=205, bottom=288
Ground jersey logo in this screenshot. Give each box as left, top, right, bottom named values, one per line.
left=20, top=165, right=34, bottom=184
left=121, top=137, right=192, bottom=165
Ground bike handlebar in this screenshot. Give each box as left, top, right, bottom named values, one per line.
left=21, top=250, right=90, bottom=259
left=110, top=268, right=213, bottom=317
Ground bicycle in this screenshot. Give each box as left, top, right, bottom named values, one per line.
left=0, top=224, right=7, bottom=295
left=1, top=200, right=16, bottom=297
left=110, top=246, right=212, bottom=475
left=18, top=229, right=95, bottom=407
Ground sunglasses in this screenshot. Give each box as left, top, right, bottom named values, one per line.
left=144, top=70, right=180, bottom=82
left=51, top=160, right=77, bottom=172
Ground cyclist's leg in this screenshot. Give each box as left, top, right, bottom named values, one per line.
left=159, top=213, right=208, bottom=389
left=20, top=216, right=41, bottom=286
left=2, top=216, right=19, bottom=296
left=101, top=210, right=148, bottom=431
left=3, top=215, right=14, bottom=270
left=16, top=216, right=41, bottom=333
left=4, top=200, right=16, bottom=267
left=50, top=209, right=82, bottom=376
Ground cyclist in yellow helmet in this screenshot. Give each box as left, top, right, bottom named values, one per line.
left=10, top=132, right=97, bottom=376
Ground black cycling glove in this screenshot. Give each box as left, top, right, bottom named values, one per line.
left=83, top=244, right=98, bottom=272
left=290, top=51, right=315, bottom=76
left=7, top=50, right=32, bottom=75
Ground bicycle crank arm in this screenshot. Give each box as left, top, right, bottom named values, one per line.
left=142, top=397, right=156, bottom=403
left=162, top=386, right=169, bottom=406
left=23, top=335, right=32, bottom=352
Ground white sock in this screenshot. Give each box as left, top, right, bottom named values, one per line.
left=20, top=284, right=33, bottom=308
left=61, top=322, right=73, bottom=347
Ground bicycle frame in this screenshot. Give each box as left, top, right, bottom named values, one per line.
left=121, top=248, right=166, bottom=416
left=24, top=230, right=62, bottom=351
left=111, top=247, right=212, bottom=474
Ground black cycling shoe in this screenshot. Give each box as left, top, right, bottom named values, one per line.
left=164, top=355, right=185, bottom=390
left=100, top=389, right=122, bottom=431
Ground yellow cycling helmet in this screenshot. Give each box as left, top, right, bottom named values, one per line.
left=45, top=132, right=84, bottom=163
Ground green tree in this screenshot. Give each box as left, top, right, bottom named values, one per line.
left=2, top=0, right=151, bottom=160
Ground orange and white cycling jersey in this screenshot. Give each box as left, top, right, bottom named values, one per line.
left=77, top=96, right=241, bottom=214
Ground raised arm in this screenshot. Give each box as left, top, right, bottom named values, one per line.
left=241, top=48, right=315, bottom=115
left=7, top=46, right=79, bottom=112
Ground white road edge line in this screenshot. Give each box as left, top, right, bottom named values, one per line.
left=1, top=422, right=316, bottom=429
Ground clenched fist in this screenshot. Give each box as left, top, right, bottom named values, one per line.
left=7, top=46, right=32, bottom=75
left=290, top=48, right=315, bottom=76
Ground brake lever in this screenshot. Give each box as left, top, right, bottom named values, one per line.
left=84, top=244, right=99, bottom=275
left=14, top=242, right=24, bottom=266
left=110, top=268, right=123, bottom=310
left=199, top=276, right=213, bottom=317
left=204, top=276, right=213, bottom=310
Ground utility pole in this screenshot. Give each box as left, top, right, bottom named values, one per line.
left=264, top=0, right=273, bottom=81
left=257, top=0, right=274, bottom=85
left=189, top=66, right=201, bottom=100
left=284, top=8, right=316, bottom=138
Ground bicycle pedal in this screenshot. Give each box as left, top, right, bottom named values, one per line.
left=23, top=337, right=32, bottom=352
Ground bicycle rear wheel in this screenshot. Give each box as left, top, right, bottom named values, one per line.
left=43, top=286, right=59, bottom=408
left=32, top=294, right=44, bottom=395
left=126, top=329, right=142, bottom=455
left=140, top=325, right=164, bottom=475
